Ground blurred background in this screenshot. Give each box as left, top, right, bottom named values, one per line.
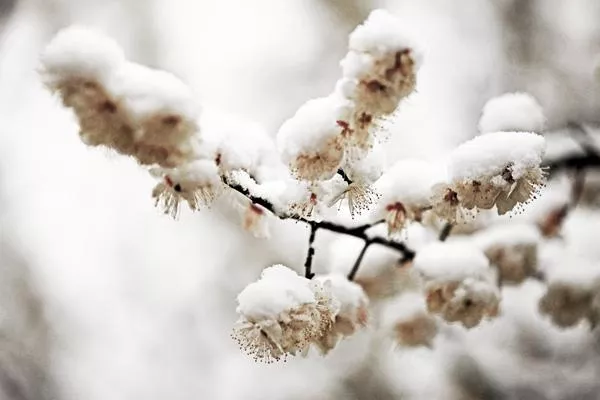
left=0, top=0, right=600, bottom=399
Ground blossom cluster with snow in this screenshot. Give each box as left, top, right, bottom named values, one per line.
left=37, top=8, right=599, bottom=365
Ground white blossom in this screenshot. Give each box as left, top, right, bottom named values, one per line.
left=232, top=265, right=339, bottom=362
left=447, top=131, right=546, bottom=215
left=312, top=274, right=369, bottom=354
left=413, top=242, right=500, bottom=328
left=151, top=160, right=221, bottom=218
left=277, top=95, right=352, bottom=181
left=373, top=159, right=443, bottom=235
left=381, top=292, right=438, bottom=348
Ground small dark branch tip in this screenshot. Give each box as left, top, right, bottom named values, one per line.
left=337, top=169, right=353, bottom=185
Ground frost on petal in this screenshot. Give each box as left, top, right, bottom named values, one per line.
left=232, top=265, right=338, bottom=362
left=277, top=95, right=352, bottom=181
left=374, top=159, right=443, bottom=235
left=312, top=274, right=368, bottom=354
left=151, top=159, right=221, bottom=218
left=479, top=92, right=546, bottom=134
left=381, top=292, right=438, bottom=348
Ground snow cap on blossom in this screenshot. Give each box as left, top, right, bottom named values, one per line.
left=447, top=131, right=546, bottom=215
left=472, top=223, right=540, bottom=284
left=312, top=274, right=369, bottom=354
left=335, top=10, right=421, bottom=148
left=381, top=292, right=438, bottom=348
left=40, top=25, right=125, bottom=84
left=151, top=159, right=221, bottom=218
left=479, top=92, right=546, bottom=134
left=340, top=9, right=421, bottom=116
left=373, top=158, right=443, bottom=235
left=277, top=95, right=352, bottom=181
left=200, top=108, right=285, bottom=182
left=413, top=242, right=500, bottom=328
left=232, top=265, right=339, bottom=362
left=539, top=257, right=600, bottom=328
left=40, top=25, right=202, bottom=168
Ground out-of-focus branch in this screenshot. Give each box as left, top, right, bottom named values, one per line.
left=439, top=222, right=454, bottom=242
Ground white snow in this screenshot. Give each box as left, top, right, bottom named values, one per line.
left=478, top=92, right=546, bottom=134
left=448, top=131, right=546, bottom=182
left=276, top=94, right=351, bottom=164
left=111, top=61, right=199, bottom=125
left=374, top=158, right=444, bottom=209
left=413, top=241, right=492, bottom=282
left=471, top=222, right=541, bottom=248
left=315, top=273, right=368, bottom=316
left=40, top=25, right=125, bottom=84
left=236, top=264, right=315, bottom=320
left=347, top=9, right=422, bottom=65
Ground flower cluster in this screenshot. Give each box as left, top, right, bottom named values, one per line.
left=232, top=266, right=372, bottom=362
left=413, top=242, right=500, bottom=328
left=472, top=223, right=540, bottom=284
left=312, top=274, right=369, bottom=354
left=275, top=9, right=421, bottom=217
left=231, top=265, right=340, bottom=362
left=382, top=292, right=438, bottom=348
left=539, top=258, right=600, bottom=328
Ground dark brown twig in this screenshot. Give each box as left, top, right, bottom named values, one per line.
left=439, top=222, right=454, bottom=242
left=224, top=178, right=415, bottom=280
left=304, top=222, right=318, bottom=279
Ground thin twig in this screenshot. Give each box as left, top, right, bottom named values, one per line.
left=337, top=169, right=353, bottom=185
left=225, top=179, right=415, bottom=259
left=348, top=241, right=371, bottom=280
left=439, top=222, right=454, bottom=242
left=304, top=222, right=318, bottom=279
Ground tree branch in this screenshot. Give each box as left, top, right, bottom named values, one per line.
left=348, top=241, right=371, bottom=280
left=304, top=222, right=318, bottom=279
left=223, top=177, right=416, bottom=279
left=438, top=222, right=454, bottom=242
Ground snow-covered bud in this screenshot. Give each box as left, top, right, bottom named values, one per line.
left=242, top=203, right=270, bottom=239
left=447, top=131, right=546, bottom=215
left=373, top=159, right=442, bottom=235
left=382, top=293, right=438, bottom=348
left=312, top=274, right=368, bottom=354
left=41, top=26, right=201, bottom=168
left=339, top=10, right=420, bottom=118
left=538, top=259, right=600, bottom=328
left=151, top=160, right=221, bottom=218
left=478, top=92, right=546, bottom=134
left=200, top=109, right=284, bottom=181
left=414, top=242, right=500, bottom=328
left=232, top=265, right=339, bottom=362
left=472, top=223, right=540, bottom=284
left=110, top=62, right=200, bottom=167
left=277, top=95, right=352, bottom=181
